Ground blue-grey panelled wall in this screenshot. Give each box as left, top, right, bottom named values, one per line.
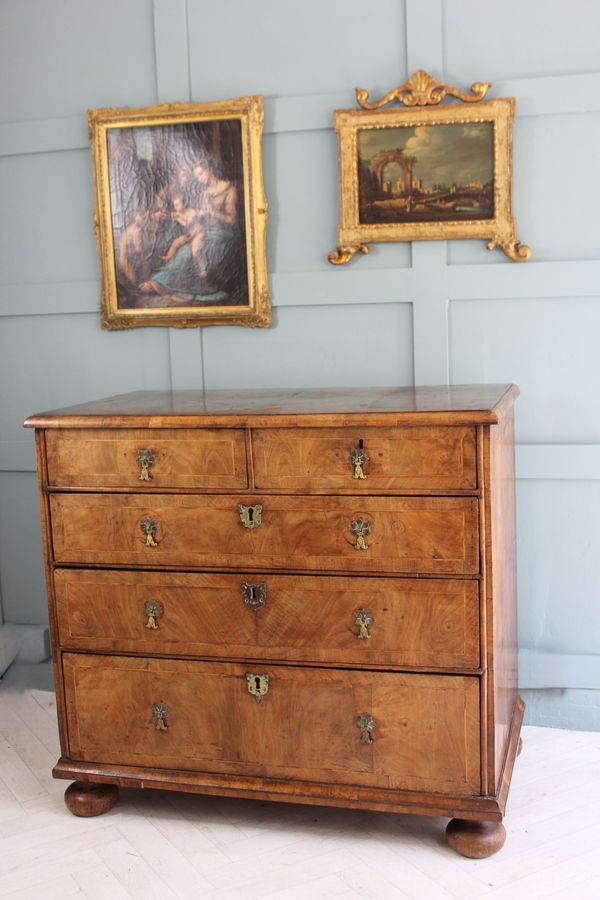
left=1, top=0, right=599, bottom=725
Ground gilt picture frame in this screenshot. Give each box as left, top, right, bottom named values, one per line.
left=88, top=96, right=271, bottom=329
left=328, top=71, right=530, bottom=265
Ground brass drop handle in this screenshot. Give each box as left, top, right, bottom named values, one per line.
left=144, top=600, right=163, bottom=630
left=141, top=517, right=159, bottom=547
left=355, top=608, right=373, bottom=640
left=349, top=440, right=369, bottom=480
left=239, top=504, right=263, bottom=529
left=137, top=449, right=155, bottom=481
left=152, top=702, right=169, bottom=731
left=357, top=714, right=375, bottom=744
left=242, top=582, right=266, bottom=610
left=246, top=672, right=270, bottom=702
left=351, top=518, right=370, bottom=550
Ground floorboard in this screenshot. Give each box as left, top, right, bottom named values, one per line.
left=0, top=673, right=598, bottom=899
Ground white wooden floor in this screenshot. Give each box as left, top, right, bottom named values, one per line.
left=1, top=679, right=599, bottom=900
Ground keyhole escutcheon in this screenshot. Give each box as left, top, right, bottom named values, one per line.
left=239, top=504, right=263, bottom=529
left=245, top=672, right=270, bottom=702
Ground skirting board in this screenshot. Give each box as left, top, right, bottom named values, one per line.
left=519, top=648, right=600, bottom=691
left=522, top=688, right=600, bottom=732
left=0, top=627, right=20, bottom=677
left=0, top=624, right=50, bottom=674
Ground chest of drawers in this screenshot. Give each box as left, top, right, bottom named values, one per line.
left=25, top=385, right=523, bottom=858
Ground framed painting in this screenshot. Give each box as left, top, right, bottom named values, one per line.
left=328, top=71, right=530, bottom=265
left=88, top=96, right=271, bottom=328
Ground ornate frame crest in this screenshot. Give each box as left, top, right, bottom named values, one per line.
left=329, top=71, right=530, bottom=264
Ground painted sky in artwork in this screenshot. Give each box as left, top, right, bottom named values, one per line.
left=358, top=122, right=494, bottom=187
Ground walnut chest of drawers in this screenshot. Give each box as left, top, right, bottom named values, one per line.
left=25, top=385, right=524, bottom=858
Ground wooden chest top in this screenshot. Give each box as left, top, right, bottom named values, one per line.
left=24, top=384, right=518, bottom=429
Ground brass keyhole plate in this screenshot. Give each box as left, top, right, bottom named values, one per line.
left=246, top=672, right=270, bottom=702
left=239, top=504, right=263, bottom=529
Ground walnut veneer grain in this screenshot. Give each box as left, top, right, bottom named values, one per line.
left=252, top=425, right=476, bottom=491
left=63, top=654, right=481, bottom=795
left=54, top=569, right=480, bottom=670
left=46, top=428, right=248, bottom=490
left=24, top=384, right=519, bottom=429
left=26, top=385, right=523, bottom=858
left=49, top=493, right=479, bottom=575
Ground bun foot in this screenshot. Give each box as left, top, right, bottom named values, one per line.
left=64, top=781, right=119, bottom=817
left=446, top=818, right=506, bottom=858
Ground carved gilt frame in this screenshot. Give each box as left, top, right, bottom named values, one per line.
left=88, top=96, right=271, bottom=328
left=329, top=71, right=530, bottom=265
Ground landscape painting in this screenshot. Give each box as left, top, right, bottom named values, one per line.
left=357, top=122, right=494, bottom=225
left=330, top=77, right=529, bottom=264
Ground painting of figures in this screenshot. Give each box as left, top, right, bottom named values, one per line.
left=88, top=97, right=271, bottom=329
left=108, top=120, right=248, bottom=310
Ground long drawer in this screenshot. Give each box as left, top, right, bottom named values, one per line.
left=45, top=428, right=248, bottom=489
left=252, top=425, right=477, bottom=491
left=54, top=569, right=480, bottom=669
left=50, top=494, right=480, bottom=575
left=63, top=654, right=481, bottom=795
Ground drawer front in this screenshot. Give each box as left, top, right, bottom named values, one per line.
left=54, top=569, right=480, bottom=669
left=45, top=428, right=248, bottom=489
left=50, top=494, right=479, bottom=575
left=252, top=426, right=477, bottom=491
left=63, top=654, right=481, bottom=795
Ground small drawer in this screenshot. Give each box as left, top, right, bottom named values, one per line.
left=252, top=426, right=477, bottom=491
left=54, top=569, right=480, bottom=670
left=50, top=493, right=480, bottom=576
left=45, top=428, right=248, bottom=490
left=63, top=654, right=481, bottom=795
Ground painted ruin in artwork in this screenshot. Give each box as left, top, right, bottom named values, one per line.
left=357, top=122, right=494, bottom=225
